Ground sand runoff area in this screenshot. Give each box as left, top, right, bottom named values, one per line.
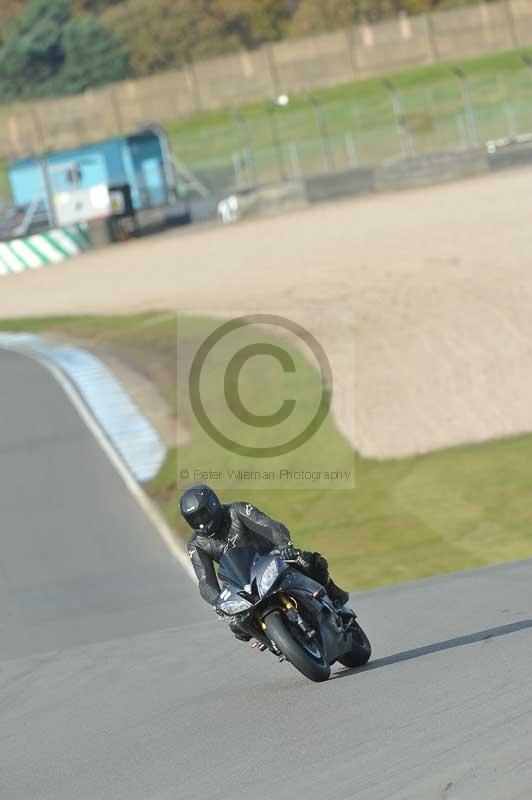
left=1, top=166, right=532, bottom=459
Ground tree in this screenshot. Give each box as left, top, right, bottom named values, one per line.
left=0, top=0, right=70, bottom=99
left=0, top=1, right=28, bottom=35
left=289, top=0, right=356, bottom=35
left=209, top=0, right=293, bottom=49
left=73, top=0, right=125, bottom=11
left=0, top=0, right=129, bottom=100
left=60, top=14, right=128, bottom=94
left=103, top=0, right=294, bottom=78
left=103, top=0, right=232, bottom=76
left=0, top=0, right=503, bottom=95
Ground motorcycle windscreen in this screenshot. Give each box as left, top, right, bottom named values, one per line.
left=217, top=547, right=257, bottom=588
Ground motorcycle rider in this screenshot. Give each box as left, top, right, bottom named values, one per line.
left=180, top=484, right=349, bottom=641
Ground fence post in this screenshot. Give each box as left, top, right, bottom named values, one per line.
left=452, top=68, right=480, bottom=147
left=268, top=101, right=286, bottom=181
left=496, top=72, right=516, bottom=139
left=521, top=54, right=532, bottom=86
left=503, top=102, right=517, bottom=139
left=232, top=152, right=244, bottom=188
left=289, top=142, right=302, bottom=179
left=345, top=131, right=358, bottom=167
left=456, top=114, right=469, bottom=150
left=306, top=93, right=335, bottom=173
left=230, top=107, right=257, bottom=187
left=383, top=79, right=415, bottom=158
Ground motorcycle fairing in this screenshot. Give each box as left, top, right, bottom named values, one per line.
left=216, top=548, right=356, bottom=667
left=217, top=547, right=257, bottom=589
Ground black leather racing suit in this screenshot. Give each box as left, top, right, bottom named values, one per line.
left=187, top=501, right=330, bottom=637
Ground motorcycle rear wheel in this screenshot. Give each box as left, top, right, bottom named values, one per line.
left=338, top=621, right=372, bottom=668
left=264, top=611, right=330, bottom=683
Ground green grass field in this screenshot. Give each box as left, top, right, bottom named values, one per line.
left=2, top=312, right=532, bottom=590
left=168, top=47, right=532, bottom=192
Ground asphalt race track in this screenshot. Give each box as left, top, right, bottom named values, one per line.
left=1, top=349, right=532, bottom=800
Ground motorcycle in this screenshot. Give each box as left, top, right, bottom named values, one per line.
left=215, top=547, right=371, bottom=683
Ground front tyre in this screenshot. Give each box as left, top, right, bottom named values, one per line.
left=264, top=611, right=330, bottom=683
left=338, top=621, right=371, bottom=668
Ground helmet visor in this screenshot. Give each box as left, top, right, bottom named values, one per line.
left=187, top=506, right=215, bottom=531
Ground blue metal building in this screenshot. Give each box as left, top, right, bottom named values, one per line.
left=8, top=127, right=178, bottom=229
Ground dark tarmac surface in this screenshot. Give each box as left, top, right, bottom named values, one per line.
left=1, top=349, right=531, bottom=799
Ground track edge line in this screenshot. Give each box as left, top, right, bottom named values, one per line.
left=0, top=344, right=196, bottom=582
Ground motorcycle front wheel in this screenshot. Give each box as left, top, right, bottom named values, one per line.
left=338, top=620, right=372, bottom=668
left=264, top=610, right=330, bottom=683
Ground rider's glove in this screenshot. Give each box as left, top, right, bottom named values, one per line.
left=280, top=545, right=300, bottom=561
left=215, top=607, right=226, bottom=618
left=294, top=551, right=312, bottom=570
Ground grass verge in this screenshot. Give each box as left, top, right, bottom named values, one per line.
left=2, top=311, right=531, bottom=590
left=168, top=47, right=532, bottom=186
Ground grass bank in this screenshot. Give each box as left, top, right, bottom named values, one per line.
left=168, top=47, right=532, bottom=188
left=2, top=311, right=532, bottom=589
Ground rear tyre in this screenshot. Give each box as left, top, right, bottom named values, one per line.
left=338, top=621, right=372, bottom=668
left=264, top=611, right=330, bottom=683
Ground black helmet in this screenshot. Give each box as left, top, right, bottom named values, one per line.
left=179, top=484, right=223, bottom=536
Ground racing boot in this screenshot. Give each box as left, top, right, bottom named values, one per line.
left=326, top=579, right=349, bottom=608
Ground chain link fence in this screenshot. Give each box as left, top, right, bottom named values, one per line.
left=2, top=66, right=532, bottom=208
left=167, top=66, right=532, bottom=198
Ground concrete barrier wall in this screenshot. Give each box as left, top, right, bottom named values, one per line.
left=305, top=167, right=376, bottom=202
left=224, top=138, right=532, bottom=219
left=307, top=139, right=532, bottom=200
left=2, top=1, right=532, bottom=161
left=372, top=149, right=489, bottom=191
